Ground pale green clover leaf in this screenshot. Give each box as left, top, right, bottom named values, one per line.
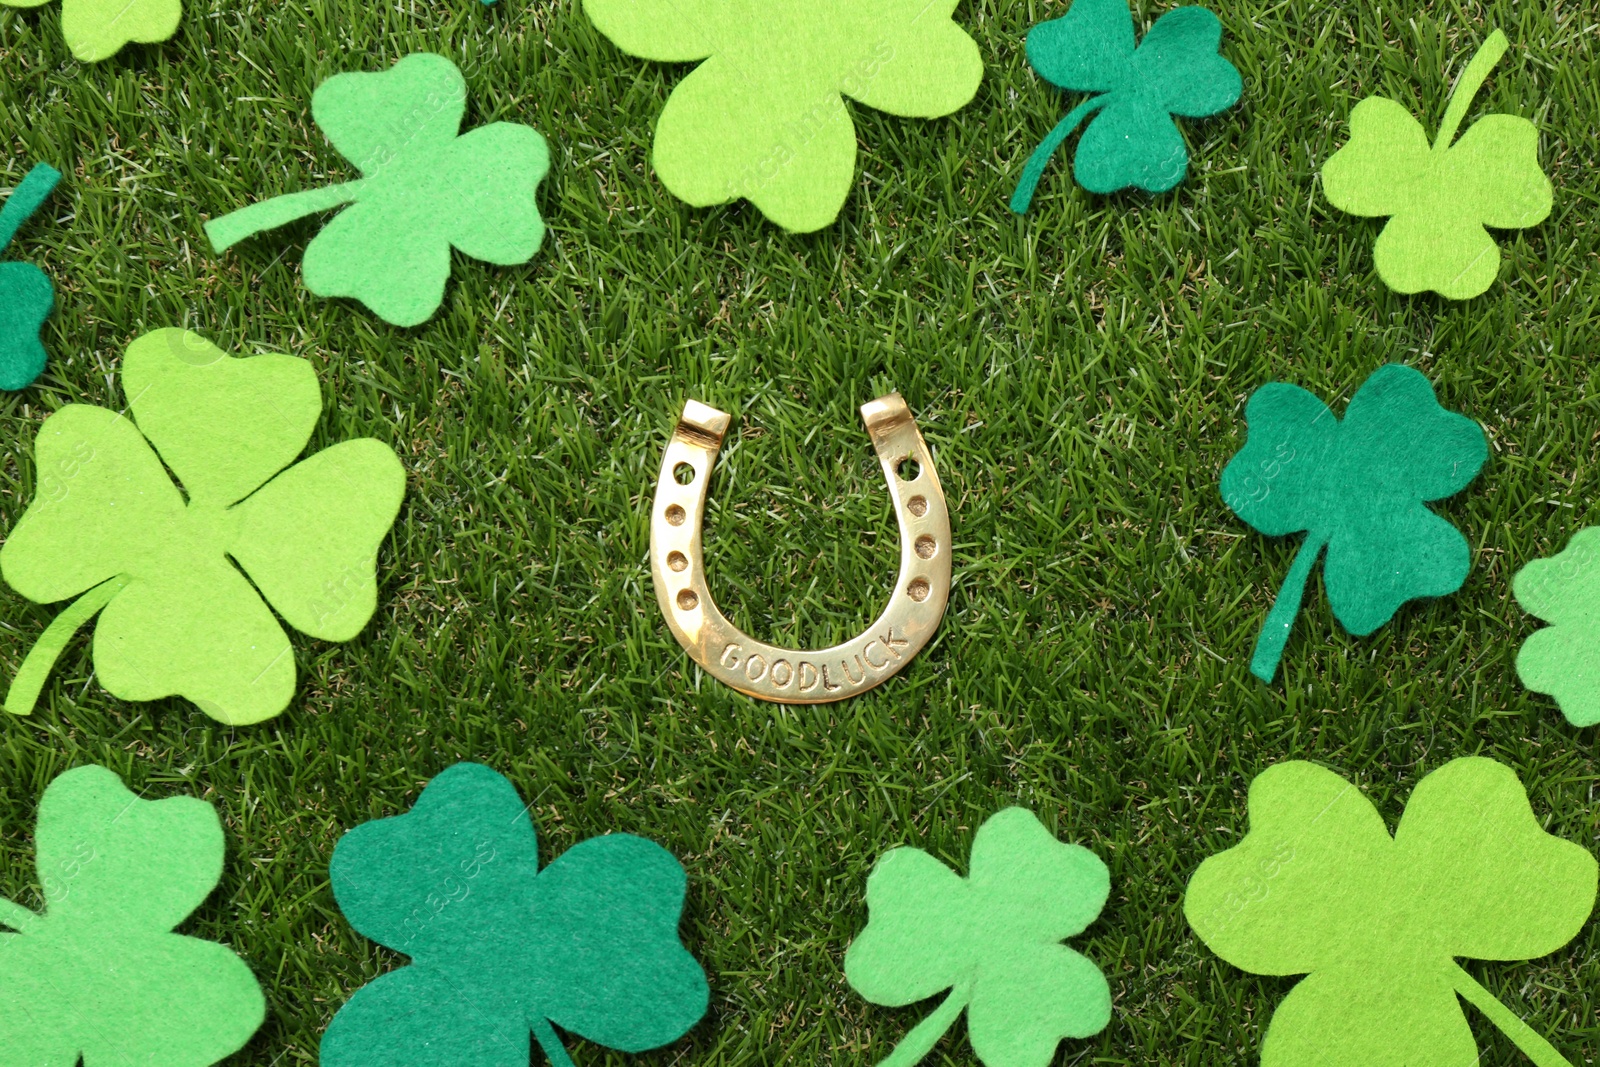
left=0, top=328, right=405, bottom=724
left=845, top=808, right=1111, bottom=1067
left=1513, top=527, right=1600, bottom=727
left=1186, top=758, right=1596, bottom=1067
left=0, top=764, right=264, bottom=1066
left=584, top=0, right=982, bottom=233
left=206, top=53, right=550, bottom=327
left=1321, top=30, right=1551, bottom=299
left=1, top=0, right=178, bottom=63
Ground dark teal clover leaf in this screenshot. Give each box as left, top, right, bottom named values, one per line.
left=321, top=762, right=708, bottom=1067
left=0, top=164, right=62, bottom=391
left=1220, top=364, right=1485, bottom=682
left=1010, top=0, right=1241, bottom=213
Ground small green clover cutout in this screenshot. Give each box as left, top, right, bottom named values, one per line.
left=844, top=808, right=1111, bottom=1067
left=1010, top=0, right=1241, bottom=214
left=1513, top=528, right=1600, bottom=727
left=1321, top=30, right=1551, bottom=299
left=1186, top=758, right=1596, bottom=1067
left=0, top=163, right=61, bottom=391
left=583, top=0, right=982, bottom=233
left=206, top=53, right=550, bottom=327
left=0, top=328, right=405, bottom=725
left=0, top=765, right=265, bottom=1065
left=321, top=762, right=709, bottom=1067
left=1221, top=364, right=1486, bottom=682
left=1, top=0, right=178, bottom=62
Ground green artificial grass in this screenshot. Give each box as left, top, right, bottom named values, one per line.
left=1, top=1, right=1599, bottom=1065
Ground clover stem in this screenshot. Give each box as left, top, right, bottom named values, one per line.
left=1450, top=963, right=1574, bottom=1067
left=1433, top=29, right=1509, bottom=155
left=4, top=575, right=130, bottom=718
left=0, top=899, right=42, bottom=932
left=0, top=163, right=63, bottom=256
left=1249, top=531, right=1328, bottom=683
left=875, top=981, right=973, bottom=1067
left=204, top=179, right=368, bottom=253
left=530, top=1017, right=577, bottom=1067
left=1010, top=95, right=1110, bottom=215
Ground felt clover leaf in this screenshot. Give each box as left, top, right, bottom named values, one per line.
left=583, top=0, right=982, bottom=233
left=1186, top=758, right=1597, bottom=1067
left=1512, top=528, right=1600, bottom=727
left=321, top=762, right=708, bottom=1067
left=0, top=163, right=62, bottom=391
left=0, top=764, right=265, bottom=1065
left=1, top=0, right=178, bottom=62
left=206, top=53, right=550, bottom=327
left=0, top=328, right=405, bottom=725
left=1321, top=30, right=1551, bottom=299
left=1009, top=0, right=1241, bottom=214
left=1221, top=364, right=1485, bottom=682
left=844, top=808, right=1111, bottom=1067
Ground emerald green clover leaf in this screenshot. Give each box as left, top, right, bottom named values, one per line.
left=1513, top=528, right=1600, bottom=727
left=583, top=0, right=981, bottom=233
left=1, top=0, right=178, bottom=62
left=844, top=808, right=1111, bottom=1067
left=1220, top=364, right=1485, bottom=682
left=0, top=328, right=405, bottom=724
left=0, top=765, right=265, bottom=1065
left=1321, top=30, right=1551, bottom=299
left=206, top=53, right=550, bottom=327
left=1010, top=0, right=1241, bottom=213
left=321, top=762, right=709, bottom=1067
left=0, top=163, right=61, bottom=391
left=1185, top=758, right=1596, bottom=1067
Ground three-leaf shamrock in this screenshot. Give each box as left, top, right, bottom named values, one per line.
left=0, top=327, right=405, bottom=724
left=1221, top=364, right=1485, bottom=682
left=845, top=808, right=1110, bottom=1067
left=321, top=762, right=708, bottom=1067
left=1512, top=528, right=1600, bottom=727
left=1010, top=0, right=1241, bottom=214
left=1, top=0, right=178, bottom=62
left=206, top=53, right=550, bottom=327
left=0, top=163, right=61, bottom=391
left=1321, top=30, right=1551, bottom=299
left=0, top=764, right=265, bottom=1065
left=1186, top=758, right=1596, bottom=1067
left=583, top=0, right=982, bottom=233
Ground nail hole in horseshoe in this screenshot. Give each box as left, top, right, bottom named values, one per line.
left=914, top=535, right=936, bottom=559
left=667, top=551, right=689, bottom=572
left=907, top=578, right=930, bottom=602
left=673, top=462, right=696, bottom=485
left=665, top=504, right=686, bottom=526
left=896, top=457, right=920, bottom=482
left=677, top=589, right=699, bottom=610
left=908, top=495, right=928, bottom=517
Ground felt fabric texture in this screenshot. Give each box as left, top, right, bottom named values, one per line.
left=322, top=762, right=708, bottom=1067
left=0, top=328, right=405, bottom=724
left=1322, top=30, right=1550, bottom=300
left=1010, top=0, right=1240, bottom=213
left=0, top=164, right=62, bottom=391
left=205, top=53, right=549, bottom=328
left=1513, top=527, right=1600, bottom=727
left=1185, top=758, right=1595, bottom=1067
left=582, top=0, right=982, bottom=233
left=1, top=0, right=179, bottom=61
left=844, top=808, right=1110, bottom=1067
left=1220, top=364, right=1486, bottom=683
left=0, top=765, right=265, bottom=1066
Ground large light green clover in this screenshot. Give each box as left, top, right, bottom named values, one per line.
left=0, top=765, right=264, bottom=1065
left=206, top=53, right=549, bottom=327
left=1186, top=758, right=1596, bottom=1067
left=584, top=0, right=982, bottom=232
left=0, top=328, right=405, bottom=724
left=1321, top=30, right=1551, bottom=299
left=845, top=808, right=1111, bottom=1067
left=0, top=0, right=178, bottom=63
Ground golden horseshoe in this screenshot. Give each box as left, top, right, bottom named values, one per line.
left=651, top=393, right=952, bottom=703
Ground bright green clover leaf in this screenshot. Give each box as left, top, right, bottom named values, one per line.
left=1010, top=0, right=1241, bottom=213
left=1513, top=527, right=1600, bottom=727
left=844, top=808, right=1111, bottom=1067
left=206, top=53, right=550, bottom=327
left=1, top=0, right=178, bottom=62
left=583, top=0, right=982, bottom=233
left=1220, top=364, right=1486, bottom=682
left=1186, top=757, right=1596, bottom=1067
left=321, top=762, right=709, bottom=1067
left=0, top=328, right=405, bottom=725
left=0, top=765, right=265, bottom=1065
left=1321, top=30, right=1551, bottom=299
